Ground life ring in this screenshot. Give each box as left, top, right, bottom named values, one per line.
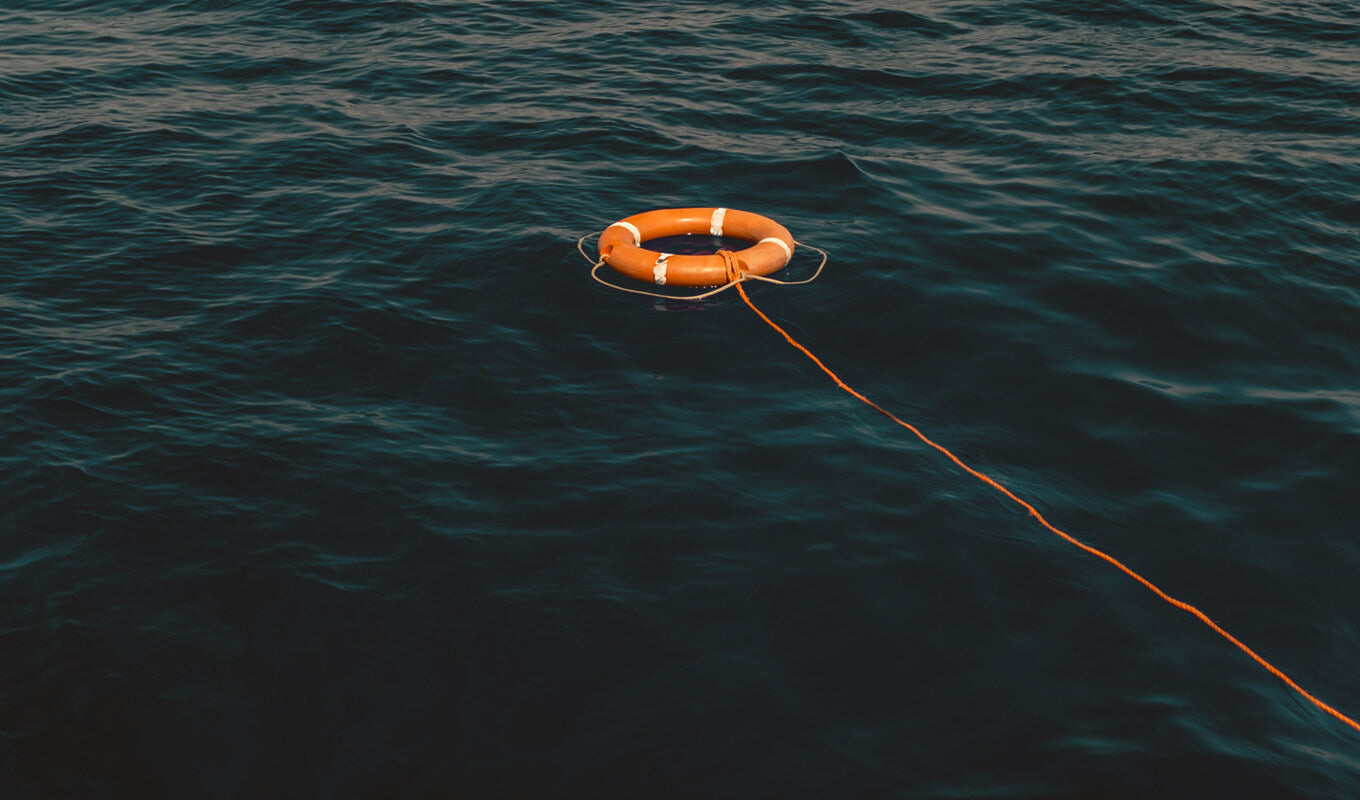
left=597, top=207, right=795, bottom=287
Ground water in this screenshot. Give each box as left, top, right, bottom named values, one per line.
left=3, top=1, right=1359, bottom=796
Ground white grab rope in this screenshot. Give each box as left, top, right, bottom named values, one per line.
left=577, top=234, right=828, bottom=301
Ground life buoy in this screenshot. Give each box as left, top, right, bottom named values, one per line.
left=597, top=207, right=795, bottom=287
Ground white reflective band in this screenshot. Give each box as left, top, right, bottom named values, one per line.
left=609, top=221, right=642, bottom=246
left=709, top=207, right=728, bottom=237
left=653, top=253, right=671, bottom=285
left=760, top=237, right=793, bottom=262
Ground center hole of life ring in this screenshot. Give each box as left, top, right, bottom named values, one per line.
left=641, top=234, right=755, bottom=256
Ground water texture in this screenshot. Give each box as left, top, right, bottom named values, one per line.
left=3, top=1, right=1359, bottom=797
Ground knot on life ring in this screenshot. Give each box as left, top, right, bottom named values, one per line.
left=597, top=207, right=795, bottom=288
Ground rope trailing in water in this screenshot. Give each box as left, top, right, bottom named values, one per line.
left=731, top=279, right=1360, bottom=735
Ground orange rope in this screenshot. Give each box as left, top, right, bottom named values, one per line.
left=734, top=280, right=1360, bottom=734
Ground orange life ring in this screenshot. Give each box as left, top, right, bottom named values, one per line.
left=597, top=207, right=795, bottom=287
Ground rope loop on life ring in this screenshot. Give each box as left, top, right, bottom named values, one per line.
left=578, top=207, right=826, bottom=300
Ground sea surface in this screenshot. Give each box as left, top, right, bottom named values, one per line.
left=3, top=1, right=1359, bottom=797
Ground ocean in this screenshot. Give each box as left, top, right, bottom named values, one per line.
left=3, top=1, right=1359, bottom=797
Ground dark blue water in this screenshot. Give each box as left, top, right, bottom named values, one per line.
left=4, top=1, right=1359, bottom=797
